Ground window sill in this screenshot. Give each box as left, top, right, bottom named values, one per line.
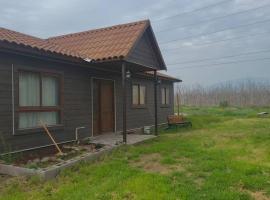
left=131, top=105, right=147, bottom=109
left=160, top=105, right=170, bottom=108
left=15, top=124, right=64, bottom=136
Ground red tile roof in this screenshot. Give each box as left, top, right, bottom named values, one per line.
left=47, top=20, right=149, bottom=62
left=0, top=27, right=82, bottom=58
left=0, top=20, right=179, bottom=81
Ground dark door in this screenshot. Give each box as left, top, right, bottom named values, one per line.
left=93, top=79, right=115, bottom=136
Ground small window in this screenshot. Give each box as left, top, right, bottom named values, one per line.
left=161, top=87, right=170, bottom=105
left=132, top=84, right=146, bottom=106
left=18, top=71, right=61, bottom=129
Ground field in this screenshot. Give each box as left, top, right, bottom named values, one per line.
left=1, top=106, right=270, bottom=200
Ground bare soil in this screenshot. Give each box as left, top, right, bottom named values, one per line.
left=249, top=191, right=270, bottom=200
left=0, top=142, right=105, bottom=167
left=0, top=174, right=11, bottom=188
left=130, top=153, right=186, bottom=175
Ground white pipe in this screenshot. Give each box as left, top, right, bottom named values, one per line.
left=1, top=123, right=166, bottom=156
left=75, top=127, right=85, bottom=142
left=0, top=139, right=76, bottom=156
left=11, top=64, right=15, bottom=135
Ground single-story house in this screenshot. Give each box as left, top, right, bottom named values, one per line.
left=0, top=20, right=181, bottom=154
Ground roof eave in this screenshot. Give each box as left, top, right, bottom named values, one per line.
left=0, top=40, right=85, bottom=64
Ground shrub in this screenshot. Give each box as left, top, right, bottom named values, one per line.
left=219, top=100, right=229, bottom=108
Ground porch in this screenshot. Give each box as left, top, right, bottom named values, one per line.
left=91, top=133, right=156, bottom=146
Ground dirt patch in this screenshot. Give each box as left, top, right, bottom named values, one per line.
left=131, top=153, right=208, bottom=188
left=0, top=174, right=9, bottom=182
left=130, top=153, right=186, bottom=175
left=0, top=174, right=12, bottom=190
left=249, top=191, right=270, bottom=200
left=235, top=148, right=270, bottom=167
left=193, top=177, right=205, bottom=187
left=240, top=187, right=270, bottom=200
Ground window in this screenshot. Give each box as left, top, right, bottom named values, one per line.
left=161, top=87, right=170, bottom=105
left=132, top=84, right=146, bottom=106
left=18, top=71, right=61, bottom=129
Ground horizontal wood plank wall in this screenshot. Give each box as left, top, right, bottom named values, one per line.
left=0, top=52, right=174, bottom=153
left=127, top=29, right=162, bottom=70
left=0, top=52, right=92, bottom=153
left=0, top=56, right=13, bottom=150
left=115, top=77, right=174, bottom=131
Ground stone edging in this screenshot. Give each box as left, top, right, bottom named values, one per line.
left=0, top=145, right=116, bottom=180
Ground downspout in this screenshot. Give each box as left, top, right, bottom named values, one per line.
left=122, top=61, right=127, bottom=143
left=12, top=64, right=15, bottom=135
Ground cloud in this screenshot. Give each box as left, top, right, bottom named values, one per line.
left=0, top=0, right=269, bottom=85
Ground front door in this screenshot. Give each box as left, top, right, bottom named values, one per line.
left=93, top=79, right=115, bottom=136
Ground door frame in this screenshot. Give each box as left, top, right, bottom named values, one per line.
left=91, top=77, right=116, bottom=137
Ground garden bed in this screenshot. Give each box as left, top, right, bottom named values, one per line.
left=0, top=141, right=105, bottom=169
left=0, top=140, right=113, bottom=180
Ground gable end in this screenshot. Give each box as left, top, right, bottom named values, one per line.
left=126, top=26, right=166, bottom=70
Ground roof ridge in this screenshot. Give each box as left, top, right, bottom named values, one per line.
left=47, top=19, right=150, bottom=41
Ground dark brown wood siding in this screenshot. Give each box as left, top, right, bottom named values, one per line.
left=127, top=29, right=163, bottom=69
left=0, top=52, right=174, bottom=153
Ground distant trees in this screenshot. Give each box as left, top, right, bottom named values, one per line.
left=176, top=79, right=270, bottom=107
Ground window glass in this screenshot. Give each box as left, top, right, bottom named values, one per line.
left=18, top=71, right=61, bottom=129
left=41, top=111, right=59, bottom=125
left=42, top=75, right=59, bottom=106
left=132, top=84, right=146, bottom=106
left=19, top=112, right=59, bottom=129
left=132, top=85, right=139, bottom=105
left=140, top=86, right=146, bottom=105
left=19, top=72, right=40, bottom=106
left=161, top=87, right=170, bottom=105
left=161, top=88, right=166, bottom=105
left=166, top=88, right=170, bottom=105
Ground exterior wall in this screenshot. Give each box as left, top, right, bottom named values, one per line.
left=127, top=28, right=162, bottom=70
left=0, top=52, right=174, bottom=153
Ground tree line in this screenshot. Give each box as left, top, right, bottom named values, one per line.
left=175, top=79, right=270, bottom=107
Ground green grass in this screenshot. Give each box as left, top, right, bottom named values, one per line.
left=1, top=106, right=270, bottom=200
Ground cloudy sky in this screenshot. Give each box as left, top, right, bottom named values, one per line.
left=1, top=0, right=270, bottom=86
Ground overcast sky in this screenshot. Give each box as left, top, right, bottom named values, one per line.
left=1, top=0, right=270, bottom=86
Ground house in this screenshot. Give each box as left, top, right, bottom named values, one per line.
left=0, top=20, right=181, bottom=154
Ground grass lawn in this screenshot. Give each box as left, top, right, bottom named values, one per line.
left=1, top=106, right=270, bottom=200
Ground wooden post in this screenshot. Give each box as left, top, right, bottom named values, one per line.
left=154, top=70, right=158, bottom=135
left=122, top=62, right=127, bottom=143
left=40, top=121, right=63, bottom=155
left=177, top=84, right=180, bottom=116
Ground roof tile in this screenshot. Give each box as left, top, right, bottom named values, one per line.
left=0, top=27, right=82, bottom=58
left=47, top=20, right=149, bottom=61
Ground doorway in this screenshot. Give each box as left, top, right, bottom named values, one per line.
left=92, top=79, right=115, bottom=136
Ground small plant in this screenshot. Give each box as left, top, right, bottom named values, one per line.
left=219, top=100, right=229, bottom=108
left=0, top=132, right=13, bottom=164
left=80, top=137, right=92, bottom=145
left=0, top=132, right=23, bottom=164
left=25, top=163, right=39, bottom=169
